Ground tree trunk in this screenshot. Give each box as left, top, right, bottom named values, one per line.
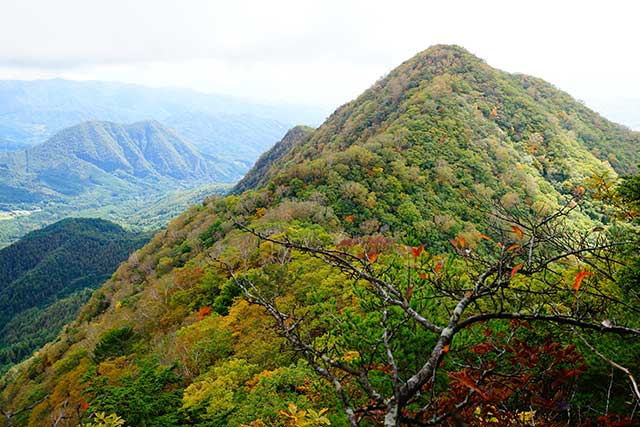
left=384, top=400, right=400, bottom=427
left=2, top=411, right=13, bottom=427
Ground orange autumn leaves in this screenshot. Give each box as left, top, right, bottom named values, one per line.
left=573, top=270, right=592, bottom=294
left=362, top=242, right=443, bottom=303
left=363, top=242, right=425, bottom=264
left=197, top=305, right=213, bottom=320
left=409, top=244, right=425, bottom=259
left=359, top=225, right=592, bottom=291
left=510, top=262, right=524, bottom=278
left=449, top=236, right=466, bottom=250
left=511, top=225, right=524, bottom=240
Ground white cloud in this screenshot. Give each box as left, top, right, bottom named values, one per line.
left=0, top=0, right=638, bottom=115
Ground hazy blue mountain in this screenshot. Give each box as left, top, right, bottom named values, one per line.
left=164, top=111, right=289, bottom=161
left=0, top=120, right=238, bottom=202
left=0, top=120, right=233, bottom=245
left=0, top=79, right=328, bottom=165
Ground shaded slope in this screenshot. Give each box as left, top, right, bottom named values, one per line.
left=0, top=218, right=150, bottom=373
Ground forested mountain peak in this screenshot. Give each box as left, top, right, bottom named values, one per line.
left=231, top=45, right=638, bottom=215
left=0, top=119, right=228, bottom=205
left=1, top=45, right=639, bottom=427
left=32, top=119, right=211, bottom=180
left=0, top=118, right=237, bottom=246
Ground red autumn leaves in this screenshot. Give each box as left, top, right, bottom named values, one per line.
left=353, top=225, right=590, bottom=297
left=362, top=242, right=425, bottom=265
left=510, top=262, right=524, bottom=278
left=410, top=244, right=425, bottom=259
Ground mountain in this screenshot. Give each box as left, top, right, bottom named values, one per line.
left=0, top=79, right=328, bottom=162
left=0, top=119, right=234, bottom=193
left=232, top=125, right=314, bottom=193
left=0, top=120, right=233, bottom=245
left=0, top=218, right=150, bottom=374
left=164, top=112, right=290, bottom=162
left=1, top=45, right=638, bottom=426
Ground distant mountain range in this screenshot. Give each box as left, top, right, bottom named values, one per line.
left=0, top=217, right=150, bottom=374
left=0, top=120, right=233, bottom=245
left=0, top=79, right=328, bottom=246
left=0, top=120, right=235, bottom=202
left=0, top=79, right=327, bottom=163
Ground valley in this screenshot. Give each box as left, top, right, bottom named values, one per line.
left=0, top=208, right=40, bottom=220
left=0, top=80, right=328, bottom=246
left=0, top=45, right=637, bottom=427
left=0, top=119, right=241, bottom=245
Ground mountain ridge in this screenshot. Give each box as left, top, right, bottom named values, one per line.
left=0, top=119, right=232, bottom=201
left=234, top=45, right=637, bottom=203
left=0, top=78, right=327, bottom=154
left=232, top=125, right=314, bottom=193
left=1, top=44, right=638, bottom=426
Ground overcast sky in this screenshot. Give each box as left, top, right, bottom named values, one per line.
left=0, top=0, right=638, bottom=125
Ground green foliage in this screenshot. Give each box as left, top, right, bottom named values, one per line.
left=212, top=280, right=242, bottom=315
left=199, top=218, right=224, bottom=248
left=0, top=119, right=234, bottom=245
left=278, top=403, right=332, bottom=427
left=613, top=170, right=640, bottom=310
left=93, top=326, right=138, bottom=362
left=78, top=291, right=110, bottom=323
left=182, top=358, right=259, bottom=422
left=83, top=412, right=126, bottom=427
left=0, top=218, right=149, bottom=373
left=618, top=168, right=640, bottom=219
left=83, top=359, right=185, bottom=427
left=175, top=314, right=234, bottom=376
left=234, top=126, right=314, bottom=194
left=182, top=361, right=339, bottom=427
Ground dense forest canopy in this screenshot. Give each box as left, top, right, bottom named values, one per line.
left=0, top=218, right=150, bottom=375
left=1, top=45, right=638, bottom=427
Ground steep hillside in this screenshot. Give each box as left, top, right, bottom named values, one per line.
left=233, top=125, right=314, bottom=193
left=1, top=45, right=638, bottom=427
left=0, top=218, right=150, bottom=374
